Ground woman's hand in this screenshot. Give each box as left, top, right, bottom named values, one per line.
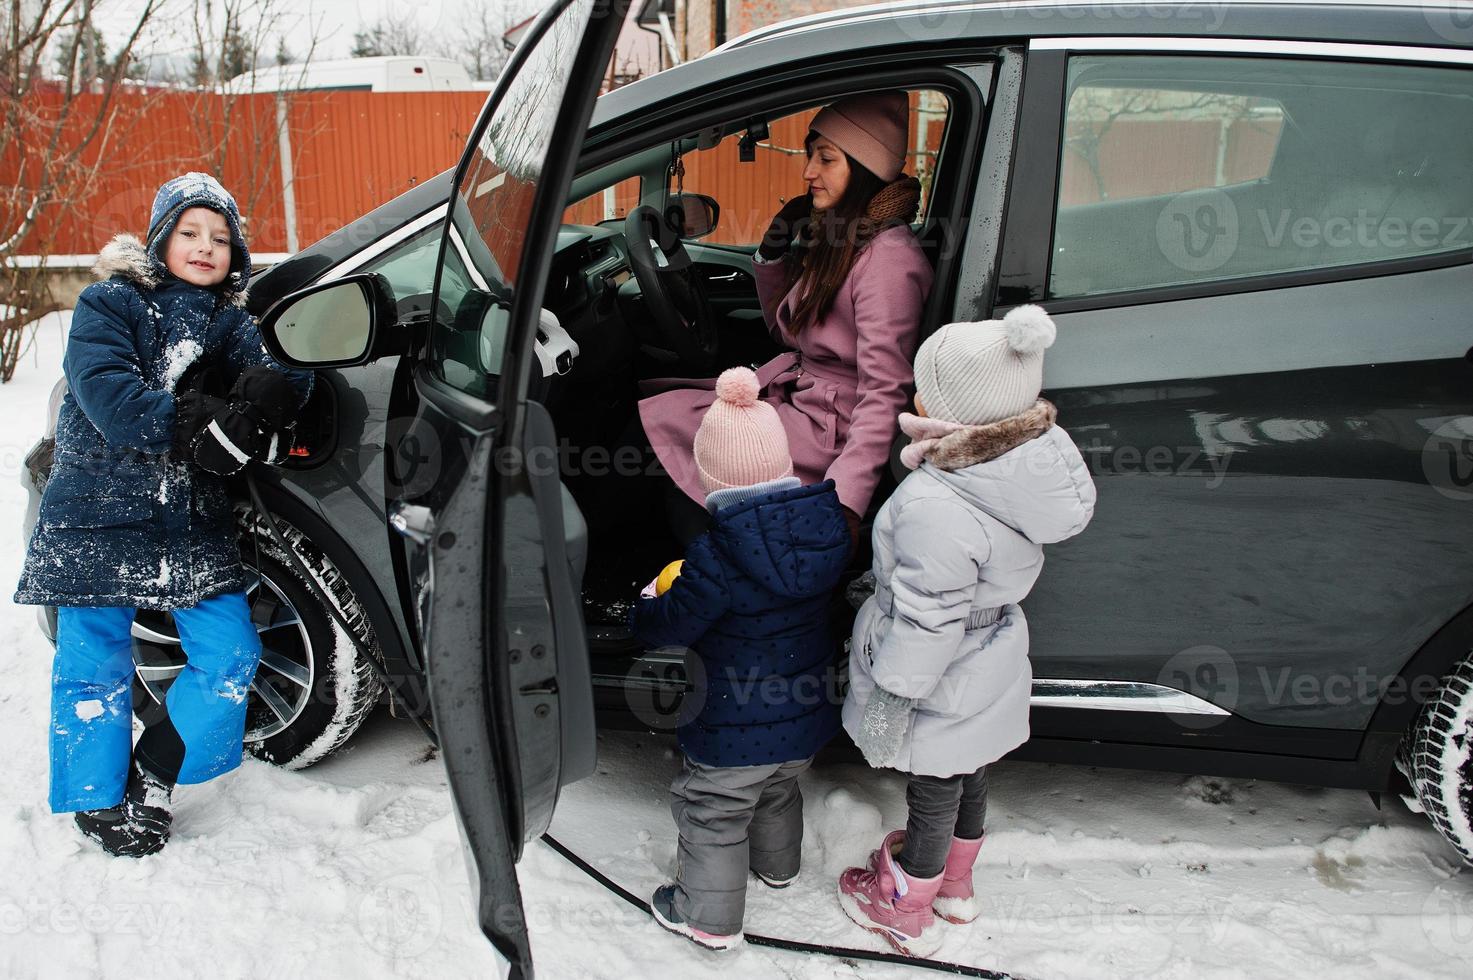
left=757, top=192, right=813, bottom=261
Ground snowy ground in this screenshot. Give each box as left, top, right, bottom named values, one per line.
left=3, top=318, right=1473, bottom=979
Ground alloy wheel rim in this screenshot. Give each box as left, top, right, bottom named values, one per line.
left=130, top=570, right=316, bottom=743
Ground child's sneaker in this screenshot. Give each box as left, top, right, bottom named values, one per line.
left=837, top=830, right=944, bottom=957
left=74, top=759, right=173, bottom=858
left=650, top=884, right=743, bottom=950
left=933, top=834, right=985, bottom=924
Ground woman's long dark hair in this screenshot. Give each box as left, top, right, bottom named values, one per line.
left=782, top=130, right=889, bottom=336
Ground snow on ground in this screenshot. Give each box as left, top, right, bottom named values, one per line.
left=3, top=318, right=1473, bottom=979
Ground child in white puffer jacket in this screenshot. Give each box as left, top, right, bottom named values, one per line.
left=838, top=305, right=1097, bottom=956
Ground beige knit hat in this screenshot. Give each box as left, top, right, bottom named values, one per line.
left=912, top=305, right=1057, bottom=425
left=693, top=368, right=794, bottom=493
left=810, top=91, right=910, bottom=182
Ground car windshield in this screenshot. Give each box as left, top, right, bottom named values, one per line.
left=431, top=0, right=595, bottom=398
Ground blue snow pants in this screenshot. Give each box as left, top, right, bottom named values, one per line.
left=49, top=591, right=262, bottom=812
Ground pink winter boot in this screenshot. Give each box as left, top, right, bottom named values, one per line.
left=837, top=830, right=945, bottom=957
left=932, top=834, right=985, bottom=924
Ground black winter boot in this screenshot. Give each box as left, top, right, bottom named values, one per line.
left=74, top=759, right=173, bottom=857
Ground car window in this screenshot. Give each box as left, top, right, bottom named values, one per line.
left=1049, top=55, right=1473, bottom=299
left=431, top=0, right=597, bottom=399
left=360, top=224, right=475, bottom=317
left=563, top=176, right=641, bottom=226
left=674, top=89, right=950, bottom=247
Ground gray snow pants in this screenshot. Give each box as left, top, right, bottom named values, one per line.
left=669, top=754, right=812, bottom=935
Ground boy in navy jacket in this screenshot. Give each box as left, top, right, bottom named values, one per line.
left=631, top=367, right=851, bottom=949
left=15, top=173, right=311, bottom=856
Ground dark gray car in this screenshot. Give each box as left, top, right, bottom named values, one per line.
left=21, top=1, right=1473, bottom=972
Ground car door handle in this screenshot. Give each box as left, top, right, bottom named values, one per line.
left=706, top=270, right=747, bottom=283
left=389, top=501, right=436, bottom=545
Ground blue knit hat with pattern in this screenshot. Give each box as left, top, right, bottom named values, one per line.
left=145, top=172, right=251, bottom=290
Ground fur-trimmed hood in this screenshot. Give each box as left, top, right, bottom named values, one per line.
left=93, top=234, right=247, bottom=308
left=898, top=399, right=1095, bottom=545
left=899, top=398, right=1057, bottom=471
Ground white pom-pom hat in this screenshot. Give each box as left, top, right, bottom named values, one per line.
left=912, top=304, right=1057, bottom=425
left=693, top=367, right=794, bottom=493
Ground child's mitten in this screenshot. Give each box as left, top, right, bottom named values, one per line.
left=192, top=367, right=300, bottom=475
left=233, top=366, right=300, bottom=432
left=172, top=391, right=226, bottom=458
left=855, top=686, right=916, bottom=768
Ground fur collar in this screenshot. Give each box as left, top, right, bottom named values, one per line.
left=92, top=233, right=248, bottom=308
left=899, top=399, right=1058, bottom=471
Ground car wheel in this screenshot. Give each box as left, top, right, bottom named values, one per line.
left=131, top=507, right=384, bottom=769
left=1402, top=648, right=1473, bottom=863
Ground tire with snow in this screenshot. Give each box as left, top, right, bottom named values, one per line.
left=1401, top=649, right=1473, bottom=864
left=131, top=507, right=384, bottom=770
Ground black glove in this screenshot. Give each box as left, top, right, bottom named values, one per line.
left=191, top=367, right=301, bottom=476
left=757, top=193, right=812, bottom=261
left=172, top=390, right=227, bottom=458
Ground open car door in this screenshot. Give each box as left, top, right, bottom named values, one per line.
left=409, top=1, right=628, bottom=975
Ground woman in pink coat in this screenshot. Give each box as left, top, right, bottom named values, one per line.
left=639, top=90, right=934, bottom=543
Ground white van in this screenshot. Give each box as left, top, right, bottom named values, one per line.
left=225, top=55, right=490, bottom=93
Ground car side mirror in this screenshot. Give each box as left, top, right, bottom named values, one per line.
left=256, top=273, right=402, bottom=368
left=667, top=193, right=720, bottom=241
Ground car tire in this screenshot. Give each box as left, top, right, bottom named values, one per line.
left=1402, top=649, right=1473, bottom=864
left=131, top=507, right=385, bottom=770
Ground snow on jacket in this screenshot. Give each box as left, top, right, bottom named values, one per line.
left=843, top=400, right=1097, bottom=777
left=14, top=235, right=312, bottom=610
left=630, top=479, right=852, bottom=767
left=638, top=225, right=932, bottom=518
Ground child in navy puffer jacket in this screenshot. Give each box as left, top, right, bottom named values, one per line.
left=631, top=367, right=851, bottom=950
left=15, top=173, right=312, bottom=857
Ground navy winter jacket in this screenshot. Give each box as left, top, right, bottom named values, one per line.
left=14, top=235, right=312, bottom=610
left=630, top=480, right=851, bottom=767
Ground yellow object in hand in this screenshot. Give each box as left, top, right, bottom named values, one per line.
left=654, top=560, right=684, bottom=596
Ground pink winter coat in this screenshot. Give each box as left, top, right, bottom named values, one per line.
left=639, top=224, right=933, bottom=516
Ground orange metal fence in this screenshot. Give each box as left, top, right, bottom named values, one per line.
left=5, top=89, right=486, bottom=258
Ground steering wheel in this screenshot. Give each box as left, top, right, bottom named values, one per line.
left=624, top=204, right=718, bottom=369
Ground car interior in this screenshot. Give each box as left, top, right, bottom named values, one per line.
left=511, top=88, right=957, bottom=652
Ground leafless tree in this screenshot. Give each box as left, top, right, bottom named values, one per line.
left=450, top=2, right=514, bottom=81
left=170, top=0, right=325, bottom=241
left=1, top=0, right=162, bottom=381
left=351, top=8, right=428, bottom=58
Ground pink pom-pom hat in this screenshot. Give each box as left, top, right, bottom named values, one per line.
left=693, top=367, right=794, bottom=493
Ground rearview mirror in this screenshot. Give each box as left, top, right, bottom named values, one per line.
left=257, top=273, right=399, bottom=368
left=666, top=193, right=721, bottom=241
